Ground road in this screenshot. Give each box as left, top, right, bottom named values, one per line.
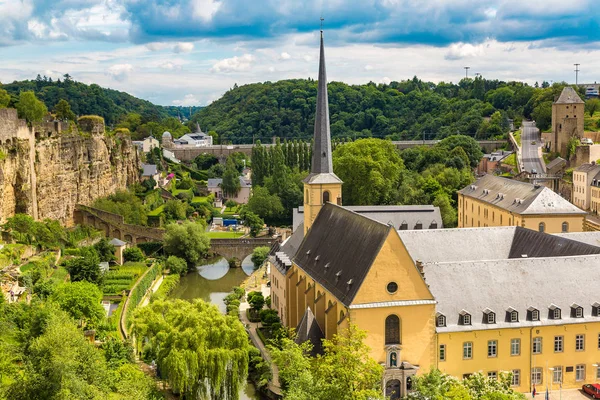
left=521, top=121, right=545, bottom=173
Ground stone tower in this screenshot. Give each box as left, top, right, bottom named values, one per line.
left=552, top=87, right=584, bottom=157
left=161, top=131, right=173, bottom=148
left=303, top=30, right=343, bottom=234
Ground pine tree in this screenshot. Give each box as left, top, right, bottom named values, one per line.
left=251, top=140, right=264, bottom=186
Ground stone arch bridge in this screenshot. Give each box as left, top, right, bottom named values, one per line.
left=75, top=204, right=279, bottom=258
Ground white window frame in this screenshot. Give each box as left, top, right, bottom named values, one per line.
left=553, top=308, right=561, bottom=319
left=439, top=344, right=446, bottom=361
left=553, top=366, right=563, bottom=384
left=576, top=364, right=585, bottom=381
left=487, top=312, right=495, bottom=324
left=576, top=307, right=583, bottom=318
left=554, top=336, right=563, bottom=353
left=488, top=340, right=497, bottom=358
left=510, top=311, right=518, bottom=322
left=437, top=315, right=446, bottom=327
left=463, top=342, right=473, bottom=360
left=511, top=338, right=520, bottom=356
left=487, top=371, right=497, bottom=380
left=511, top=369, right=520, bottom=386
left=531, top=367, right=542, bottom=385
left=576, top=334, right=585, bottom=351
left=463, top=314, right=471, bottom=325
left=596, top=365, right=600, bottom=380
left=531, top=309, right=539, bottom=321
left=533, top=337, right=542, bottom=354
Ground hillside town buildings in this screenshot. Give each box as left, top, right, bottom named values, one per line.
left=269, top=28, right=600, bottom=399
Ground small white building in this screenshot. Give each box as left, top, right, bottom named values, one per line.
left=173, top=125, right=213, bottom=147
left=207, top=176, right=252, bottom=204
left=132, top=136, right=160, bottom=153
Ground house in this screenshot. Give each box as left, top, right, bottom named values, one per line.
left=141, top=164, right=160, bottom=187
left=173, top=125, right=213, bottom=147
left=573, top=163, right=600, bottom=210
left=109, top=238, right=127, bottom=265
left=476, top=150, right=514, bottom=175
left=458, top=174, right=586, bottom=233
left=133, top=136, right=160, bottom=153
left=207, top=176, right=252, bottom=204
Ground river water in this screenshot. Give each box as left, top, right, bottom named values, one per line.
left=169, top=255, right=264, bottom=400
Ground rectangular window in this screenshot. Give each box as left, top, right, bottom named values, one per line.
left=512, top=369, right=520, bottom=386
left=511, top=338, right=520, bottom=356
left=532, top=337, right=542, bottom=354
left=576, top=334, right=585, bottom=351
left=554, top=336, right=563, bottom=352
left=598, top=333, right=600, bottom=349
left=532, top=309, right=539, bottom=321
left=463, top=314, right=471, bottom=325
left=488, top=371, right=497, bottom=380
left=576, top=364, right=585, bottom=381
left=596, top=365, right=600, bottom=380
left=531, top=367, right=542, bottom=385
left=463, top=342, right=473, bottom=359
left=576, top=307, right=583, bottom=318
left=553, top=366, right=562, bottom=384
left=439, top=344, right=446, bottom=362
left=487, top=340, right=497, bottom=357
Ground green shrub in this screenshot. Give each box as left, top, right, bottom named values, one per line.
left=123, top=247, right=144, bottom=262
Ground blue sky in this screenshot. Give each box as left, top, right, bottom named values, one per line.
left=1, top=0, right=600, bottom=106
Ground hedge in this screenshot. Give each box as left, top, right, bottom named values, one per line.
left=124, top=263, right=160, bottom=331
left=150, top=274, right=180, bottom=303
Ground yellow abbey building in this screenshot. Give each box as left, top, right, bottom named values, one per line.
left=269, top=28, right=600, bottom=399
left=458, top=174, right=586, bottom=233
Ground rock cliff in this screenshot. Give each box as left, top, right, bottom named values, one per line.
left=0, top=108, right=140, bottom=226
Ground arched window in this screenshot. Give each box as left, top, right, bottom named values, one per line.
left=339, top=310, right=345, bottom=321
left=538, top=222, right=545, bottom=233
left=562, top=222, right=569, bottom=233
left=385, top=315, right=400, bottom=345
left=305, top=189, right=309, bottom=203
left=323, top=191, right=330, bottom=203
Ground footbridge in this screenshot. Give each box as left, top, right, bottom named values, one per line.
left=210, top=238, right=278, bottom=260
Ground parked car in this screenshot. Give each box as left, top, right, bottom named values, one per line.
left=531, top=141, right=536, bottom=145
left=583, top=383, right=600, bottom=398
left=582, top=138, right=594, bottom=145
left=532, top=169, right=537, bottom=174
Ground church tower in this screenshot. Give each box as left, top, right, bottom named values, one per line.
left=303, top=28, right=343, bottom=234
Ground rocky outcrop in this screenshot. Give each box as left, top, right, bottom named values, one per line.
left=0, top=108, right=140, bottom=226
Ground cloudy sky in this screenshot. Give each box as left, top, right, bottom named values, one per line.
left=1, top=0, right=599, bottom=106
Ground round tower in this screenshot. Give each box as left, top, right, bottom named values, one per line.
left=162, top=131, right=173, bottom=148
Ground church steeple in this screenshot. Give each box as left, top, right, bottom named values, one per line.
left=303, top=25, right=343, bottom=233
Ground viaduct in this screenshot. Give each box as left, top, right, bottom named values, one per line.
left=167, top=140, right=507, bottom=162
left=74, top=204, right=278, bottom=259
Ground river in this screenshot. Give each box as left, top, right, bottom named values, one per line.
left=169, top=255, right=265, bottom=400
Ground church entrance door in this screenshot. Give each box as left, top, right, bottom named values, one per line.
left=385, top=379, right=401, bottom=400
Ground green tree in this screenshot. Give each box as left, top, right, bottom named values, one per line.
left=16, top=91, right=48, bottom=123
left=4, top=214, right=36, bottom=244
left=532, top=101, right=553, bottom=131
left=251, top=246, right=270, bottom=268
left=437, top=135, right=484, bottom=168
left=225, top=199, right=237, bottom=210
left=123, top=247, right=144, bottom=262
left=245, top=186, right=284, bottom=223
left=271, top=324, right=384, bottom=400
left=0, top=85, right=10, bottom=108
left=165, top=255, right=188, bottom=276
left=222, top=157, right=241, bottom=198
left=194, top=153, right=219, bottom=170
left=54, top=99, right=76, bottom=120
left=49, top=281, right=105, bottom=327
left=132, top=299, right=250, bottom=400
left=163, top=199, right=187, bottom=221
left=333, top=138, right=404, bottom=205
left=586, top=98, right=600, bottom=117
left=241, top=210, right=264, bottom=237
left=163, top=221, right=210, bottom=264
left=94, top=237, right=116, bottom=263
left=65, top=247, right=102, bottom=284
left=247, top=291, right=265, bottom=312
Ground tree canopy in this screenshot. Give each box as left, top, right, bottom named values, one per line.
left=16, top=91, right=48, bottom=124
left=163, top=221, right=210, bottom=264
left=49, top=281, right=105, bottom=327
left=132, top=299, right=250, bottom=400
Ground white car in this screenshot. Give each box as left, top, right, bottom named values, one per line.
left=581, top=138, right=594, bottom=145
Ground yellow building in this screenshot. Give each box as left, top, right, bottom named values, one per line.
left=458, top=174, right=586, bottom=233
left=591, top=176, right=600, bottom=215
left=573, top=163, right=600, bottom=210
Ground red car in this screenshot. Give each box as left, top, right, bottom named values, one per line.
left=583, top=383, right=600, bottom=399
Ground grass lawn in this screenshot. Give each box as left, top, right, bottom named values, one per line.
left=147, top=205, right=164, bottom=216
left=513, top=130, right=522, bottom=147
left=207, top=231, right=245, bottom=238
left=503, top=153, right=516, bottom=167
left=172, top=188, right=193, bottom=196
left=192, top=196, right=209, bottom=203
left=584, top=113, right=600, bottom=132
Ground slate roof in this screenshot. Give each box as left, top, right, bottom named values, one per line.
left=295, top=307, right=324, bottom=356
left=109, top=238, right=126, bottom=246
left=293, top=203, right=391, bottom=307
left=207, top=177, right=251, bottom=189
left=425, top=254, right=600, bottom=332
left=459, top=174, right=585, bottom=215
left=574, top=163, right=600, bottom=174
left=508, top=227, right=600, bottom=258
left=554, top=231, right=600, bottom=247
left=545, top=157, right=566, bottom=171
left=293, top=204, right=443, bottom=232
left=271, top=224, right=304, bottom=275
left=142, top=164, right=158, bottom=176
left=555, top=87, right=584, bottom=104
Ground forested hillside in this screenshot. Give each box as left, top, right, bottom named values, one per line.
left=2, top=75, right=169, bottom=125
left=191, top=78, right=582, bottom=144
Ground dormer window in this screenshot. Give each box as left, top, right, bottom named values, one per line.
left=593, top=302, right=600, bottom=316
left=399, top=221, right=408, bottom=230
left=571, top=303, right=584, bottom=318
left=484, top=308, right=496, bottom=324
left=436, top=313, right=446, bottom=327
left=460, top=310, right=471, bottom=325
left=507, top=307, right=518, bottom=322
left=528, top=307, right=540, bottom=321
left=549, top=304, right=561, bottom=320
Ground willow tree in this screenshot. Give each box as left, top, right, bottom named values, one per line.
left=132, top=299, right=250, bottom=400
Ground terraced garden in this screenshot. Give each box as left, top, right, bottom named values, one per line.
left=102, top=262, right=147, bottom=295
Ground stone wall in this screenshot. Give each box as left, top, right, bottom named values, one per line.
left=572, top=145, right=600, bottom=168
left=0, top=108, right=140, bottom=226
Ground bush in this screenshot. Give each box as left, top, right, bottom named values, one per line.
left=251, top=246, right=270, bottom=268
left=259, top=308, right=280, bottom=326
left=123, top=247, right=144, bottom=262
left=137, top=242, right=163, bottom=256
left=165, top=255, right=188, bottom=276
left=247, top=291, right=265, bottom=312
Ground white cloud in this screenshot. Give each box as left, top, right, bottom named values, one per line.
left=210, top=54, right=254, bottom=73
left=173, top=94, right=201, bottom=106
left=364, top=64, right=374, bottom=71
left=280, top=52, right=291, bottom=60
left=174, top=42, right=194, bottom=53
left=268, top=66, right=275, bottom=72
left=379, top=76, right=391, bottom=85
left=445, top=42, right=486, bottom=60
left=107, top=63, right=134, bottom=81
left=145, top=42, right=170, bottom=51
left=303, top=55, right=312, bottom=62
left=191, top=0, right=222, bottom=22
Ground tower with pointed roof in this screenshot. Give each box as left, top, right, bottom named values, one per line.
left=551, top=86, right=584, bottom=157
left=303, top=28, right=343, bottom=234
